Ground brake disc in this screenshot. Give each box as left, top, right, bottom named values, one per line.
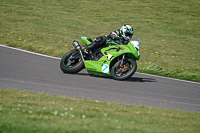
left=116, top=63, right=130, bottom=73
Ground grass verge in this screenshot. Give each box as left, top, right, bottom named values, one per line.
left=0, top=89, right=200, bottom=133
left=0, top=0, right=199, bottom=82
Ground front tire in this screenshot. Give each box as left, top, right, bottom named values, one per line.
left=60, top=49, right=84, bottom=74
left=111, top=58, right=137, bottom=80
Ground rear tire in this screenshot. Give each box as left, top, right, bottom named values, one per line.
left=60, top=49, right=84, bottom=74
left=111, top=58, right=137, bottom=80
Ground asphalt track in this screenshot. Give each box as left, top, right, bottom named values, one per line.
left=0, top=45, right=200, bottom=112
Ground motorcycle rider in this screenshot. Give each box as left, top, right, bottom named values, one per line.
left=84, top=24, right=134, bottom=54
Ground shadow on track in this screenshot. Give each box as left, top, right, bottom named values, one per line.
left=126, top=77, right=156, bottom=82
left=76, top=73, right=156, bottom=82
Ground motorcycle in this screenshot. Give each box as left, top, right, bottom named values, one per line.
left=60, top=35, right=140, bottom=80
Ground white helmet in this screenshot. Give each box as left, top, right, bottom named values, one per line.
left=120, top=24, right=134, bottom=41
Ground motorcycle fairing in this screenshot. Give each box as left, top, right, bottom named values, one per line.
left=84, top=42, right=140, bottom=76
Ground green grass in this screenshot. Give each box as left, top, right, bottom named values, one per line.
left=0, top=0, right=200, bottom=82
left=0, top=89, right=199, bottom=133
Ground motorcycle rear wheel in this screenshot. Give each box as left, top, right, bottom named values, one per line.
left=111, top=58, right=137, bottom=80
left=60, top=49, right=84, bottom=74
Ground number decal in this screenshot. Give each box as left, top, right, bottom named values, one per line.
left=102, top=64, right=109, bottom=73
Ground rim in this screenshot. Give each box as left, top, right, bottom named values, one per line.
left=63, top=51, right=82, bottom=68
left=113, top=59, right=134, bottom=77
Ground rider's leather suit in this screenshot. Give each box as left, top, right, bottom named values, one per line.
left=85, top=29, right=129, bottom=52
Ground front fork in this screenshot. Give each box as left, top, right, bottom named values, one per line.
left=120, top=54, right=126, bottom=67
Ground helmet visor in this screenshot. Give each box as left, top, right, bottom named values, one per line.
left=125, top=31, right=133, bottom=40
left=125, top=32, right=133, bottom=36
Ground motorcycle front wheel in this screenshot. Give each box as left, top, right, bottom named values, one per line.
left=60, top=49, right=84, bottom=74
left=111, top=58, right=137, bottom=80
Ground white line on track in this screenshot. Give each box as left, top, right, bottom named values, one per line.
left=0, top=44, right=60, bottom=60
left=1, top=44, right=200, bottom=85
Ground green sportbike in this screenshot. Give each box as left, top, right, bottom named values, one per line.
left=60, top=35, right=140, bottom=80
